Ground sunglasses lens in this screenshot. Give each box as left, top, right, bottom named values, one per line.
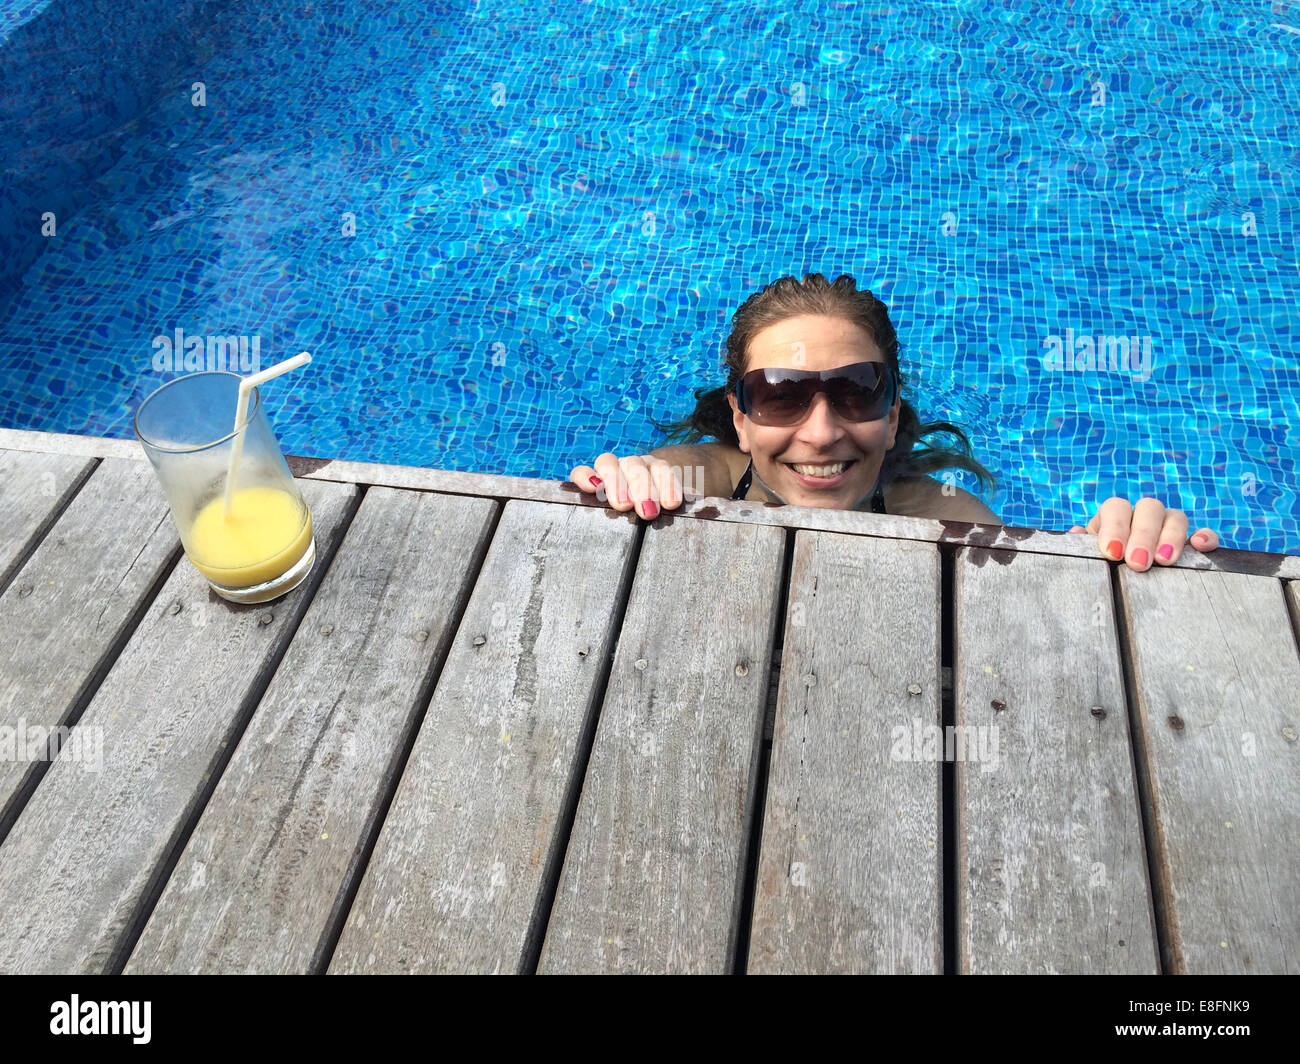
left=827, top=367, right=889, bottom=420
left=752, top=378, right=813, bottom=424
left=742, top=364, right=892, bottom=425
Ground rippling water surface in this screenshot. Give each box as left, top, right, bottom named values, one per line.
left=1, top=0, right=1296, bottom=551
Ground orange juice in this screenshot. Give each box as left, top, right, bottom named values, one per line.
left=187, top=486, right=312, bottom=588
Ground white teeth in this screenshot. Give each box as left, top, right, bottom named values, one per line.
left=791, top=462, right=848, bottom=477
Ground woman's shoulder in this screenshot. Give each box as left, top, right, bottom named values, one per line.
left=885, top=475, right=999, bottom=523
left=648, top=441, right=744, bottom=498
left=705, top=443, right=749, bottom=493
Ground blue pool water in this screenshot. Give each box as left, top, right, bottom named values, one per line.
left=1, top=0, right=1297, bottom=553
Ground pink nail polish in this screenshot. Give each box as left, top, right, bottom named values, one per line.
left=643, top=500, right=658, bottom=519
left=590, top=476, right=602, bottom=489
left=1157, top=544, right=1173, bottom=561
left=1131, top=548, right=1149, bottom=568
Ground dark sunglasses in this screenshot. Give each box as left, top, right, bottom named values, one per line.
left=735, top=361, right=897, bottom=426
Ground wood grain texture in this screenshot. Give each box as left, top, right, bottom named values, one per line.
left=329, top=500, right=639, bottom=974
left=0, top=449, right=96, bottom=590
left=956, top=548, right=1158, bottom=974
left=3, top=429, right=1294, bottom=577
left=125, top=487, right=498, bottom=973
left=0, top=479, right=357, bottom=974
left=536, top=515, right=784, bottom=973
left=748, top=531, right=943, bottom=973
left=1, top=432, right=1294, bottom=976
left=0, top=458, right=178, bottom=831
left=290, top=462, right=1298, bottom=578
left=0, top=428, right=140, bottom=461
left=1121, top=568, right=1300, bottom=974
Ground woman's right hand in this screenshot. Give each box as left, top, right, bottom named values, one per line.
left=568, top=453, right=686, bottom=520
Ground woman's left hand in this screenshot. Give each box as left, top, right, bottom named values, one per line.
left=1069, top=497, right=1219, bottom=571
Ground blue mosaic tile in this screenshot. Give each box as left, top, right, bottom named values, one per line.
left=0, top=0, right=1297, bottom=553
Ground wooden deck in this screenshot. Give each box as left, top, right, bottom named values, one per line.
left=1, top=427, right=1297, bottom=975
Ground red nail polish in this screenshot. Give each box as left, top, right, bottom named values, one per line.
left=643, top=501, right=659, bottom=519
left=1131, top=548, right=1149, bottom=567
left=590, top=476, right=602, bottom=489
left=1157, top=544, right=1173, bottom=561
left=1106, top=539, right=1123, bottom=560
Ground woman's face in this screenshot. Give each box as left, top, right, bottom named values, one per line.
left=727, top=314, right=900, bottom=509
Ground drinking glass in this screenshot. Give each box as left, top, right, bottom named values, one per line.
left=134, top=371, right=315, bottom=603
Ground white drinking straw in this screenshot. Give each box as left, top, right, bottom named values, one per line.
left=223, top=352, right=312, bottom=517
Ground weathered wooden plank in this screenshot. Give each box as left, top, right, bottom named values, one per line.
left=0, top=449, right=97, bottom=590
left=328, top=500, right=639, bottom=974
left=0, top=479, right=357, bottom=974
left=292, top=460, right=1300, bottom=578
left=956, top=548, right=1158, bottom=974
left=125, top=486, right=498, bottom=973
left=1121, top=568, right=1300, bottom=974
left=0, top=458, right=179, bottom=833
left=536, top=516, right=784, bottom=974
left=3, top=429, right=1294, bottom=577
left=0, top=428, right=141, bottom=461
left=748, top=531, right=943, bottom=973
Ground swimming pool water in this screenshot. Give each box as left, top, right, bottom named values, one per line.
left=1, top=0, right=1297, bottom=553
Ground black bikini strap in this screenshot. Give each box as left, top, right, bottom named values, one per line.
left=731, top=457, right=754, bottom=500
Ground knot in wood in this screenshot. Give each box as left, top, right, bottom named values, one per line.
left=735, top=662, right=749, bottom=677
left=991, top=698, right=1006, bottom=711
left=320, top=624, right=333, bottom=636
left=1090, top=706, right=1106, bottom=719
left=1167, top=714, right=1185, bottom=731
left=472, top=635, right=486, bottom=647
left=803, top=673, right=817, bottom=687
left=907, top=683, right=922, bottom=695
left=633, top=658, right=648, bottom=670
left=257, top=611, right=274, bottom=626
left=1282, top=726, right=1297, bottom=743
left=415, top=630, right=429, bottom=642
left=168, top=602, right=182, bottom=615
left=16, top=585, right=32, bottom=597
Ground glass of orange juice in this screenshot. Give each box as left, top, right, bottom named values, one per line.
left=134, top=371, right=315, bottom=603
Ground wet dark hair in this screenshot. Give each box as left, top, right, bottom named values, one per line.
left=650, top=272, right=998, bottom=494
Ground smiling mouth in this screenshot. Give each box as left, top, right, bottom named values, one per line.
left=785, top=459, right=856, bottom=479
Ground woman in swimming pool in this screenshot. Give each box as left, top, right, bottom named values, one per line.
left=569, top=272, right=1219, bottom=572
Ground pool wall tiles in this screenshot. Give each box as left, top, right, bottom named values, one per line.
left=0, top=0, right=234, bottom=305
